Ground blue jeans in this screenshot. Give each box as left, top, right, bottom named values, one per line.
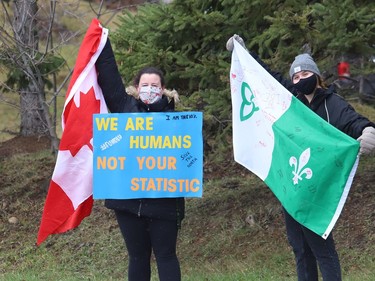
left=283, top=208, right=342, bottom=281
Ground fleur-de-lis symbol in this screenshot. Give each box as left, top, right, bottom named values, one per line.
left=240, top=82, right=259, bottom=121
left=289, top=148, right=313, bottom=185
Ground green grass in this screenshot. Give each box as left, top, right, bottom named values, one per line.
left=1, top=147, right=375, bottom=280
left=0, top=95, right=19, bottom=141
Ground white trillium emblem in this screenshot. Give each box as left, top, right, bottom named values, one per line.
left=289, top=148, right=313, bottom=185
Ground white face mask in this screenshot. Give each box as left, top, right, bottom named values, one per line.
left=139, top=86, right=162, bottom=104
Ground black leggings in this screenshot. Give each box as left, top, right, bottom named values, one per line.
left=114, top=210, right=181, bottom=281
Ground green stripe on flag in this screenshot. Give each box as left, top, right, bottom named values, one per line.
left=264, top=96, right=359, bottom=237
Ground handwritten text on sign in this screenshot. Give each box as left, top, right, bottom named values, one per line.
left=93, top=112, right=203, bottom=199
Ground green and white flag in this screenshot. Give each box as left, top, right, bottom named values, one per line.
left=230, top=40, right=360, bottom=239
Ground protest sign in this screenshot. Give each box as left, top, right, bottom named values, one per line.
left=93, top=112, right=203, bottom=199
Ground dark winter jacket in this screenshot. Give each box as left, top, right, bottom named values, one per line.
left=250, top=52, right=375, bottom=139
left=95, top=40, right=185, bottom=225
left=295, top=86, right=375, bottom=139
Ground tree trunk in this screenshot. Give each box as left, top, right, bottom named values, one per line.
left=19, top=84, right=49, bottom=136
left=13, top=0, right=59, bottom=151
left=13, top=0, right=45, bottom=136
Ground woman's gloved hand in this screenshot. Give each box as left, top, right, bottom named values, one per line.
left=226, top=34, right=246, bottom=52
left=357, top=126, right=375, bottom=155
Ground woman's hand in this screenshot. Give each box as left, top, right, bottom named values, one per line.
left=358, top=126, right=375, bottom=155
left=226, top=34, right=246, bottom=52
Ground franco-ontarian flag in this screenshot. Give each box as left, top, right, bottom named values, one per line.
left=230, top=40, right=360, bottom=239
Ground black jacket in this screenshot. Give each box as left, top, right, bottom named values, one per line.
left=95, top=40, right=185, bottom=225
left=295, top=86, right=374, bottom=139
left=251, top=52, right=375, bottom=139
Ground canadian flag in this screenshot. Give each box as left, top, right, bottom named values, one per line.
left=37, top=19, right=108, bottom=245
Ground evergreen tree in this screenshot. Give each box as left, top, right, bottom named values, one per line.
left=254, top=0, right=375, bottom=76
left=111, top=0, right=375, bottom=170
left=312, top=0, right=375, bottom=76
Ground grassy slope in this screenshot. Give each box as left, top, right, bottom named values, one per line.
left=0, top=120, right=374, bottom=280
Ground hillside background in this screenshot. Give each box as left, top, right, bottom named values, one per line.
left=1, top=1, right=375, bottom=280
left=1, top=125, right=375, bottom=280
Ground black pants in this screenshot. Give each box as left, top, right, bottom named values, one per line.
left=283, top=208, right=342, bottom=281
left=114, top=210, right=181, bottom=281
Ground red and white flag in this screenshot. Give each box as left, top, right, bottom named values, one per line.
left=37, top=19, right=108, bottom=245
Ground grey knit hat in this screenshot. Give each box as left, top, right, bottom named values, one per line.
left=289, top=53, right=321, bottom=79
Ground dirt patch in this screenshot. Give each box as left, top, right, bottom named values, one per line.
left=0, top=135, right=52, bottom=159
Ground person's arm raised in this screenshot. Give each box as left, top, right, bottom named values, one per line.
left=96, top=39, right=138, bottom=113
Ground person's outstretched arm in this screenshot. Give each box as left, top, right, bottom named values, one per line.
left=96, top=39, right=139, bottom=113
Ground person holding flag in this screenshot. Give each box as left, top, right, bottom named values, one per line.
left=226, top=35, right=375, bottom=281
left=95, top=30, right=183, bottom=281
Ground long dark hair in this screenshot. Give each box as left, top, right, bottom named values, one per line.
left=133, top=66, right=165, bottom=87
left=317, top=75, right=328, bottom=90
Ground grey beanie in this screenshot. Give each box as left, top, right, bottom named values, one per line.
left=289, top=53, right=321, bottom=79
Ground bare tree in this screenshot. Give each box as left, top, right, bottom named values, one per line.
left=0, top=0, right=60, bottom=151
left=0, top=0, right=156, bottom=151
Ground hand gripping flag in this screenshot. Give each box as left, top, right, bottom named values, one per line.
left=230, top=40, right=360, bottom=239
left=37, top=19, right=108, bottom=245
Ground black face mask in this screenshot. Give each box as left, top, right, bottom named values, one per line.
left=294, top=74, right=318, bottom=96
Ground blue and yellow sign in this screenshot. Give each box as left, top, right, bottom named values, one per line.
left=93, top=112, right=203, bottom=199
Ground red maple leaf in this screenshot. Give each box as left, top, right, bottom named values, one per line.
left=59, top=87, right=101, bottom=156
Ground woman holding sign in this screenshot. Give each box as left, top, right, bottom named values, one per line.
left=96, top=36, right=184, bottom=281
left=226, top=35, right=375, bottom=281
